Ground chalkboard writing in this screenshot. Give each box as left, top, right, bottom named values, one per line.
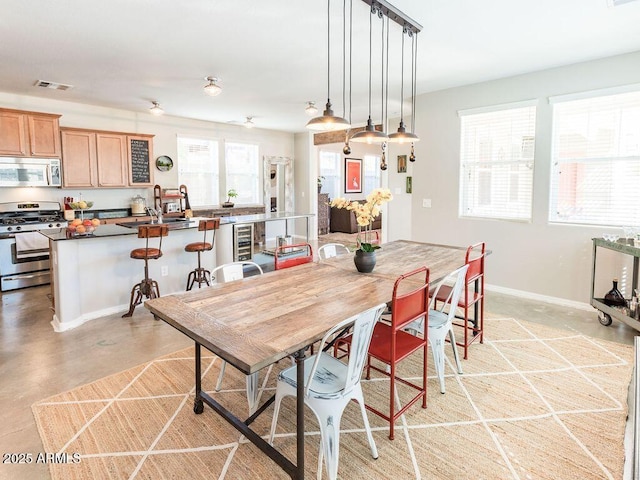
left=130, top=138, right=151, bottom=184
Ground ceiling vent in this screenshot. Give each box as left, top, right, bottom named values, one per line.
left=33, top=80, right=73, bottom=91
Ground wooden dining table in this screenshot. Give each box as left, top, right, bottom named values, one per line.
left=144, top=240, right=469, bottom=479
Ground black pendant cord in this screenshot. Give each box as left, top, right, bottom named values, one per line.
left=399, top=27, right=405, bottom=124
left=326, top=0, right=331, bottom=104
left=384, top=13, right=389, bottom=132
left=411, top=32, right=418, bottom=133
left=366, top=9, right=373, bottom=120
left=380, top=12, right=385, bottom=131
left=348, top=0, right=353, bottom=125
left=342, top=0, right=347, bottom=119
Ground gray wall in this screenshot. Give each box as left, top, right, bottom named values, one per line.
left=399, top=50, right=640, bottom=306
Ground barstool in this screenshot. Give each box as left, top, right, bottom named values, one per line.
left=122, top=224, right=169, bottom=318
left=185, top=218, right=220, bottom=290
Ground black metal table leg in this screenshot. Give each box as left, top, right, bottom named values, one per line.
left=194, top=342, right=204, bottom=414
left=294, top=349, right=305, bottom=479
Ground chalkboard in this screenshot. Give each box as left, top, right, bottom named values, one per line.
left=129, top=138, right=151, bottom=184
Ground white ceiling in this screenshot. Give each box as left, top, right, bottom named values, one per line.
left=2, top=0, right=640, bottom=133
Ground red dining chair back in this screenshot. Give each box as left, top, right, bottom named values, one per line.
left=434, top=242, right=486, bottom=359
left=335, top=266, right=429, bottom=440
left=274, top=243, right=313, bottom=270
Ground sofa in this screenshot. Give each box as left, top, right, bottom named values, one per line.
left=329, top=200, right=382, bottom=234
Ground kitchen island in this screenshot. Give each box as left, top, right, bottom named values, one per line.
left=41, top=212, right=314, bottom=332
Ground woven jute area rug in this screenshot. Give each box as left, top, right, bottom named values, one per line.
left=32, top=317, right=633, bottom=479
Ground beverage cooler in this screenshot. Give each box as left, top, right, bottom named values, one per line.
left=233, top=224, right=253, bottom=262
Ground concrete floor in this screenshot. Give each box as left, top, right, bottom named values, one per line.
left=0, top=278, right=637, bottom=480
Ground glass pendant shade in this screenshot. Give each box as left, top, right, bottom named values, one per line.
left=350, top=117, right=388, bottom=144
left=306, top=100, right=350, bottom=131
left=388, top=120, right=419, bottom=143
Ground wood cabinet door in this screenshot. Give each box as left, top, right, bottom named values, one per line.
left=61, top=129, right=97, bottom=187
left=96, top=133, right=128, bottom=187
left=28, top=114, right=61, bottom=157
left=0, top=111, right=27, bottom=156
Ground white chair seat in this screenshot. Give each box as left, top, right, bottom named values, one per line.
left=279, top=352, right=352, bottom=399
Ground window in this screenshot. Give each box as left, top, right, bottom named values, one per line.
left=459, top=102, right=537, bottom=221
left=225, top=142, right=260, bottom=204
left=549, top=89, right=640, bottom=226
left=319, top=150, right=341, bottom=199
left=177, top=136, right=219, bottom=207
left=363, top=154, right=381, bottom=193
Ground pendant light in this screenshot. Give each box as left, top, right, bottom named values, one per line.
left=351, top=5, right=387, bottom=144
left=388, top=27, right=419, bottom=144
left=307, top=0, right=350, bottom=131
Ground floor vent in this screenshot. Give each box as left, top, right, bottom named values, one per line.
left=33, top=80, right=73, bottom=91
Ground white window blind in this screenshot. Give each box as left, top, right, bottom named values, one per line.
left=319, top=150, right=341, bottom=199
left=363, top=154, right=381, bottom=193
left=177, top=136, right=219, bottom=207
left=459, top=104, right=536, bottom=221
left=225, top=142, right=260, bottom=205
left=550, top=89, right=640, bottom=226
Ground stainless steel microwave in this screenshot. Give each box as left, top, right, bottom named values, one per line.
left=0, top=157, right=62, bottom=187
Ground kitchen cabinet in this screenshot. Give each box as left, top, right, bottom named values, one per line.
left=61, top=128, right=153, bottom=188
left=0, top=108, right=61, bottom=158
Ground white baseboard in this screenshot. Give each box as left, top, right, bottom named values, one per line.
left=486, top=283, right=593, bottom=312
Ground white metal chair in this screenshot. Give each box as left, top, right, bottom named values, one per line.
left=405, top=264, right=469, bottom=394
left=317, top=243, right=350, bottom=260
left=269, top=303, right=386, bottom=480
left=211, top=261, right=264, bottom=413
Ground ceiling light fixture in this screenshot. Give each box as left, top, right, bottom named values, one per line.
left=203, top=76, right=222, bottom=96
left=306, top=0, right=351, bottom=132
left=149, top=101, right=164, bottom=116
left=305, top=101, right=319, bottom=116
left=351, top=4, right=387, bottom=144
left=388, top=27, right=419, bottom=144
left=244, top=116, right=255, bottom=128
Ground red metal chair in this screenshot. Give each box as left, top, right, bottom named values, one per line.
left=433, top=242, right=486, bottom=359
left=335, top=266, right=430, bottom=440
left=274, top=242, right=313, bottom=270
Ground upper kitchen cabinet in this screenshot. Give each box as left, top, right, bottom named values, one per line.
left=61, top=128, right=154, bottom=188
left=0, top=108, right=61, bottom=158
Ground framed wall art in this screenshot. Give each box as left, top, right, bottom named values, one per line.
left=397, top=154, right=407, bottom=173
left=406, top=176, right=413, bottom=193
left=344, top=158, right=362, bottom=193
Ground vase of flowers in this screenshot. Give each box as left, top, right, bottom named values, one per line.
left=330, top=188, right=393, bottom=273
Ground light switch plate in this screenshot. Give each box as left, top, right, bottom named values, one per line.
left=422, top=199, right=432, bottom=208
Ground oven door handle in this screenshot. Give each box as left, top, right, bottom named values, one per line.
left=4, top=272, right=50, bottom=281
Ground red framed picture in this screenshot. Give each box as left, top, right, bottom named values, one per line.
left=345, top=158, right=362, bottom=193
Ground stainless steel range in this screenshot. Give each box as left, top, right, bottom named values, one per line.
left=0, top=201, right=67, bottom=291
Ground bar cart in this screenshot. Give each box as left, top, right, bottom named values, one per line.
left=590, top=237, right=640, bottom=329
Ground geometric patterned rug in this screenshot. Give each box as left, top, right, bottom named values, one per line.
left=32, top=317, right=633, bottom=479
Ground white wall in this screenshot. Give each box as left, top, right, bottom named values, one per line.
left=403, top=50, right=640, bottom=305
left=0, top=92, right=294, bottom=211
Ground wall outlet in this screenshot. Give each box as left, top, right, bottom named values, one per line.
left=422, top=198, right=432, bottom=208
left=161, top=266, right=169, bottom=277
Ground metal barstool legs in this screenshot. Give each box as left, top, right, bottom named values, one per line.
left=123, top=259, right=160, bottom=317
left=186, top=251, right=211, bottom=291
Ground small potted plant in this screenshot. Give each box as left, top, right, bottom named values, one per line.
left=317, top=176, right=325, bottom=194
left=223, top=189, right=238, bottom=208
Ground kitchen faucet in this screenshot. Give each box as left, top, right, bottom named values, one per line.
left=146, top=207, right=163, bottom=224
